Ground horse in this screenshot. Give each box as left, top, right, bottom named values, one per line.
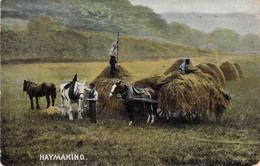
left=109, top=80, right=158, bottom=126
left=59, top=80, right=87, bottom=120
left=23, top=80, right=56, bottom=110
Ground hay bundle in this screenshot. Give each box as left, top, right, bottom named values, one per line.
left=206, top=63, right=226, bottom=84
left=219, top=62, right=239, bottom=81
left=91, top=65, right=132, bottom=113
left=233, top=63, right=244, bottom=78
left=164, top=59, right=194, bottom=75
left=196, top=63, right=220, bottom=84
left=41, top=106, right=61, bottom=115
left=158, top=71, right=230, bottom=121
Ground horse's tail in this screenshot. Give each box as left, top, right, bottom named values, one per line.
left=51, top=83, right=57, bottom=99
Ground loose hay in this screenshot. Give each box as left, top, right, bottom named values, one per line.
left=91, top=65, right=133, bottom=113
left=41, top=106, right=61, bottom=115
left=233, top=63, right=244, bottom=78
left=219, top=62, right=239, bottom=81
left=164, top=59, right=194, bottom=75
left=158, top=71, right=230, bottom=121
left=206, top=63, right=226, bottom=84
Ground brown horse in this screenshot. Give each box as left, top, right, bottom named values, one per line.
left=109, top=80, right=158, bottom=126
left=23, top=80, right=56, bottom=110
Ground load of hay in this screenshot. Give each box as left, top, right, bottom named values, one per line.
left=233, top=63, right=244, bottom=78
left=158, top=71, right=230, bottom=121
left=164, top=59, right=194, bottom=75
left=134, top=59, right=231, bottom=121
left=134, top=71, right=182, bottom=98
left=219, top=62, right=239, bottom=81
left=91, top=65, right=133, bottom=113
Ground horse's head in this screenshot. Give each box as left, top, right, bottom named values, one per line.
left=109, top=80, right=127, bottom=98
left=23, top=80, right=29, bottom=91
left=74, top=80, right=86, bottom=100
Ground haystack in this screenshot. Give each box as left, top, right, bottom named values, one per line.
left=206, top=63, right=226, bottom=84
left=196, top=63, right=220, bottom=84
left=158, top=71, right=230, bottom=121
left=233, top=63, right=244, bottom=78
left=91, top=65, right=132, bottom=113
left=219, top=62, right=239, bottom=81
left=164, top=59, right=194, bottom=75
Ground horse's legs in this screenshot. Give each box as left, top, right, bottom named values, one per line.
left=30, top=96, right=34, bottom=110
left=150, top=104, right=155, bottom=124
left=127, top=107, right=134, bottom=126
left=77, top=100, right=83, bottom=120
left=68, top=101, right=73, bottom=120
left=146, top=113, right=151, bottom=123
left=46, top=95, right=50, bottom=108
left=153, top=104, right=159, bottom=118
left=146, top=103, right=151, bottom=123
left=60, top=96, right=66, bottom=116
left=36, top=97, right=40, bottom=109
left=51, top=95, right=55, bottom=107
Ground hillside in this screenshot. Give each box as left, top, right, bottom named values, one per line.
left=2, top=16, right=229, bottom=64
left=1, top=0, right=259, bottom=58
left=1, top=0, right=167, bottom=37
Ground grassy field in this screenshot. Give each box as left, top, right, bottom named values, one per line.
left=1, top=56, right=260, bottom=165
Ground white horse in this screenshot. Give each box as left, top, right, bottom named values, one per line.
left=59, top=81, right=87, bottom=120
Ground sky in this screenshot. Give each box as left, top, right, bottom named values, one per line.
left=129, top=0, right=259, bottom=14
left=129, top=0, right=260, bottom=35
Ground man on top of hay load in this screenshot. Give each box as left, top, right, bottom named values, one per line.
left=180, top=59, right=197, bottom=75
left=109, top=42, right=118, bottom=78
left=180, top=59, right=192, bottom=75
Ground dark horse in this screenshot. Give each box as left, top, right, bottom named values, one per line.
left=109, top=80, right=158, bottom=126
left=23, top=80, right=56, bottom=110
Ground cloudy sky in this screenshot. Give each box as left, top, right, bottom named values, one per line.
left=129, top=0, right=259, bottom=14
left=129, top=0, right=259, bottom=35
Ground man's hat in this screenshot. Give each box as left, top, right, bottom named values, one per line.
left=90, top=83, right=95, bottom=87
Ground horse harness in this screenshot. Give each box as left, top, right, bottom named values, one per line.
left=121, top=85, right=157, bottom=104
left=63, top=82, right=83, bottom=101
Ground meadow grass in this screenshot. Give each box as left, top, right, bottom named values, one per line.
left=1, top=56, right=260, bottom=165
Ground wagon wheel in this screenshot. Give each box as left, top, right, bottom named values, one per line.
left=157, top=108, right=171, bottom=120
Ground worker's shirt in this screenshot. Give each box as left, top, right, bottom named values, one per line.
left=180, top=62, right=189, bottom=71
left=85, top=88, right=98, bottom=101
left=109, top=46, right=117, bottom=57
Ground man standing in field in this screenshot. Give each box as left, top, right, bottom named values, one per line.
left=109, top=43, right=117, bottom=78
left=180, top=59, right=190, bottom=75
left=86, top=83, right=98, bottom=124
